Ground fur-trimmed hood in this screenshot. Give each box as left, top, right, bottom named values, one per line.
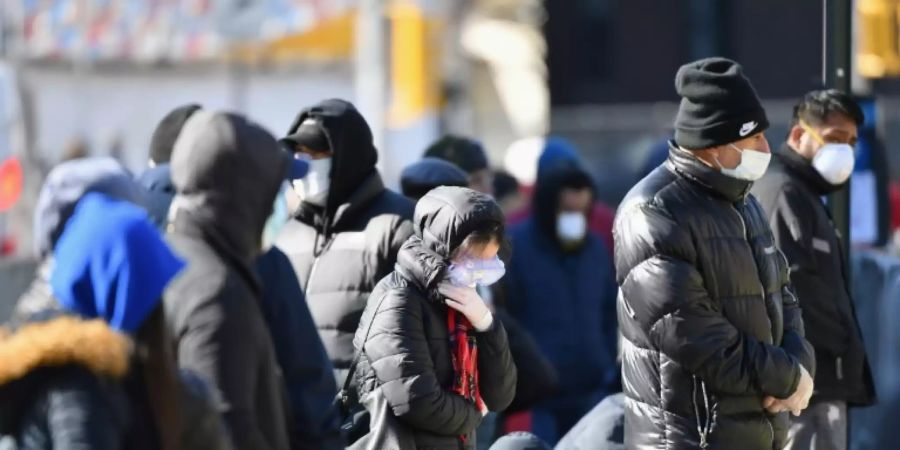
left=0, top=315, right=132, bottom=388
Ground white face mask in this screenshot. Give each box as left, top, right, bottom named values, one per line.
left=716, top=144, right=771, bottom=181
left=812, top=143, right=855, bottom=185
left=291, top=157, right=331, bottom=206
left=447, top=256, right=506, bottom=288
left=557, top=212, right=587, bottom=243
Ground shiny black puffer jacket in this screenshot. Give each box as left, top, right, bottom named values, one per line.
left=352, top=187, right=517, bottom=449
left=614, top=145, right=815, bottom=450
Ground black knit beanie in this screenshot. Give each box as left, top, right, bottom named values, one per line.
left=149, top=104, right=202, bottom=164
left=674, top=57, right=768, bottom=150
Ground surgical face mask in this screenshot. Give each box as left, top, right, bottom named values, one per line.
left=716, top=144, right=771, bottom=181
left=447, top=256, right=506, bottom=288
left=557, top=212, right=587, bottom=243
left=812, top=143, right=855, bottom=185
left=291, top=156, right=331, bottom=206
left=262, top=182, right=290, bottom=252
left=800, top=121, right=856, bottom=185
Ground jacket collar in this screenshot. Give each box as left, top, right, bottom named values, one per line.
left=666, top=141, right=752, bottom=203
left=0, top=315, right=131, bottom=388
left=776, top=143, right=844, bottom=196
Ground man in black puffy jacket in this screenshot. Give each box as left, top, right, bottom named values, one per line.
left=276, top=99, right=414, bottom=387
left=352, top=186, right=516, bottom=449
left=615, top=57, right=816, bottom=450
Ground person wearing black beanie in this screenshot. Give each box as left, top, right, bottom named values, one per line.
left=674, top=57, right=769, bottom=151
left=148, top=104, right=202, bottom=166
left=615, top=57, right=815, bottom=450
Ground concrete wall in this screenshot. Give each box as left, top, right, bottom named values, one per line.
left=20, top=64, right=355, bottom=172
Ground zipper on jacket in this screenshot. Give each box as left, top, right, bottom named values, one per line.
left=731, top=203, right=748, bottom=240
left=836, top=357, right=844, bottom=380
left=305, top=256, right=321, bottom=296
left=732, top=202, right=768, bottom=298
left=692, top=375, right=713, bottom=449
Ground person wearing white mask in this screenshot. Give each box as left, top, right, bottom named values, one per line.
left=616, top=58, right=815, bottom=450
left=347, top=186, right=516, bottom=449
left=503, top=162, right=618, bottom=444
left=276, top=99, right=415, bottom=391
left=752, top=90, right=876, bottom=450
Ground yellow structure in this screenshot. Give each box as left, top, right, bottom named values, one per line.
left=858, top=0, right=900, bottom=77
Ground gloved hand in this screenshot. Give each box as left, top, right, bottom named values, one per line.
left=438, top=283, right=494, bottom=331
left=763, top=364, right=814, bottom=416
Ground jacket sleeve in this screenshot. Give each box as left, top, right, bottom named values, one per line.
left=475, top=317, right=517, bottom=412
left=174, top=282, right=274, bottom=450
left=255, top=249, right=342, bottom=450
left=363, top=291, right=483, bottom=436
left=494, top=310, right=558, bottom=412
left=779, top=283, right=816, bottom=377
left=620, top=205, right=801, bottom=399
left=600, top=252, right=622, bottom=392
left=40, top=369, right=123, bottom=450
left=770, top=187, right=850, bottom=356
left=638, top=255, right=801, bottom=398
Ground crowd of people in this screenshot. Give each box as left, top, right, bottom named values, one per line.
left=0, top=56, right=879, bottom=450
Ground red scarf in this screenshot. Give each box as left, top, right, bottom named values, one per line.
left=447, top=309, right=485, bottom=442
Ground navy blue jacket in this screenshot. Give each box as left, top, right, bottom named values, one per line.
left=255, top=247, right=342, bottom=450
left=504, top=165, right=619, bottom=413
left=505, top=220, right=618, bottom=403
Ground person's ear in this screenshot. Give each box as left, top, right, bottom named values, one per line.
left=703, top=145, right=724, bottom=163
left=788, top=125, right=805, bottom=151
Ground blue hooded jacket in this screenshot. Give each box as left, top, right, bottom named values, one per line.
left=50, top=192, right=184, bottom=334
left=536, top=137, right=582, bottom=179
left=504, top=163, right=619, bottom=419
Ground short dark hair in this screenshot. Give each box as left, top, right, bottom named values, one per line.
left=424, top=135, right=488, bottom=174
left=492, top=170, right=520, bottom=202
left=791, top=89, right=864, bottom=128
left=453, top=221, right=505, bottom=258
left=149, top=104, right=202, bottom=164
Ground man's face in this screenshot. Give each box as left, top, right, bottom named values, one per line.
left=788, top=113, right=858, bottom=160
left=702, top=132, right=771, bottom=170
left=293, top=144, right=332, bottom=161
left=558, top=187, right=592, bottom=214
left=469, top=168, right=495, bottom=196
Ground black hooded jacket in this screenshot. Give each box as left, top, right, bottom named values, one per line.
left=164, top=111, right=292, bottom=450
left=752, top=146, right=876, bottom=406
left=352, top=187, right=517, bottom=449
left=614, top=144, right=815, bottom=450
left=276, top=99, right=414, bottom=386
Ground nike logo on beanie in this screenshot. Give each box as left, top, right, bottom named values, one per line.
left=739, top=121, right=758, bottom=137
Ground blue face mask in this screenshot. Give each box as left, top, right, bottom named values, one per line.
left=262, top=182, right=290, bottom=251
left=447, top=256, right=506, bottom=288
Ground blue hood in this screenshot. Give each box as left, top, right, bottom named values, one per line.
left=50, top=192, right=185, bottom=334
left=400, top=157, right=469, bottom=200
left=137, top=163, right=175, bottom=229
left=536, top=137, right=582, bottom=180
